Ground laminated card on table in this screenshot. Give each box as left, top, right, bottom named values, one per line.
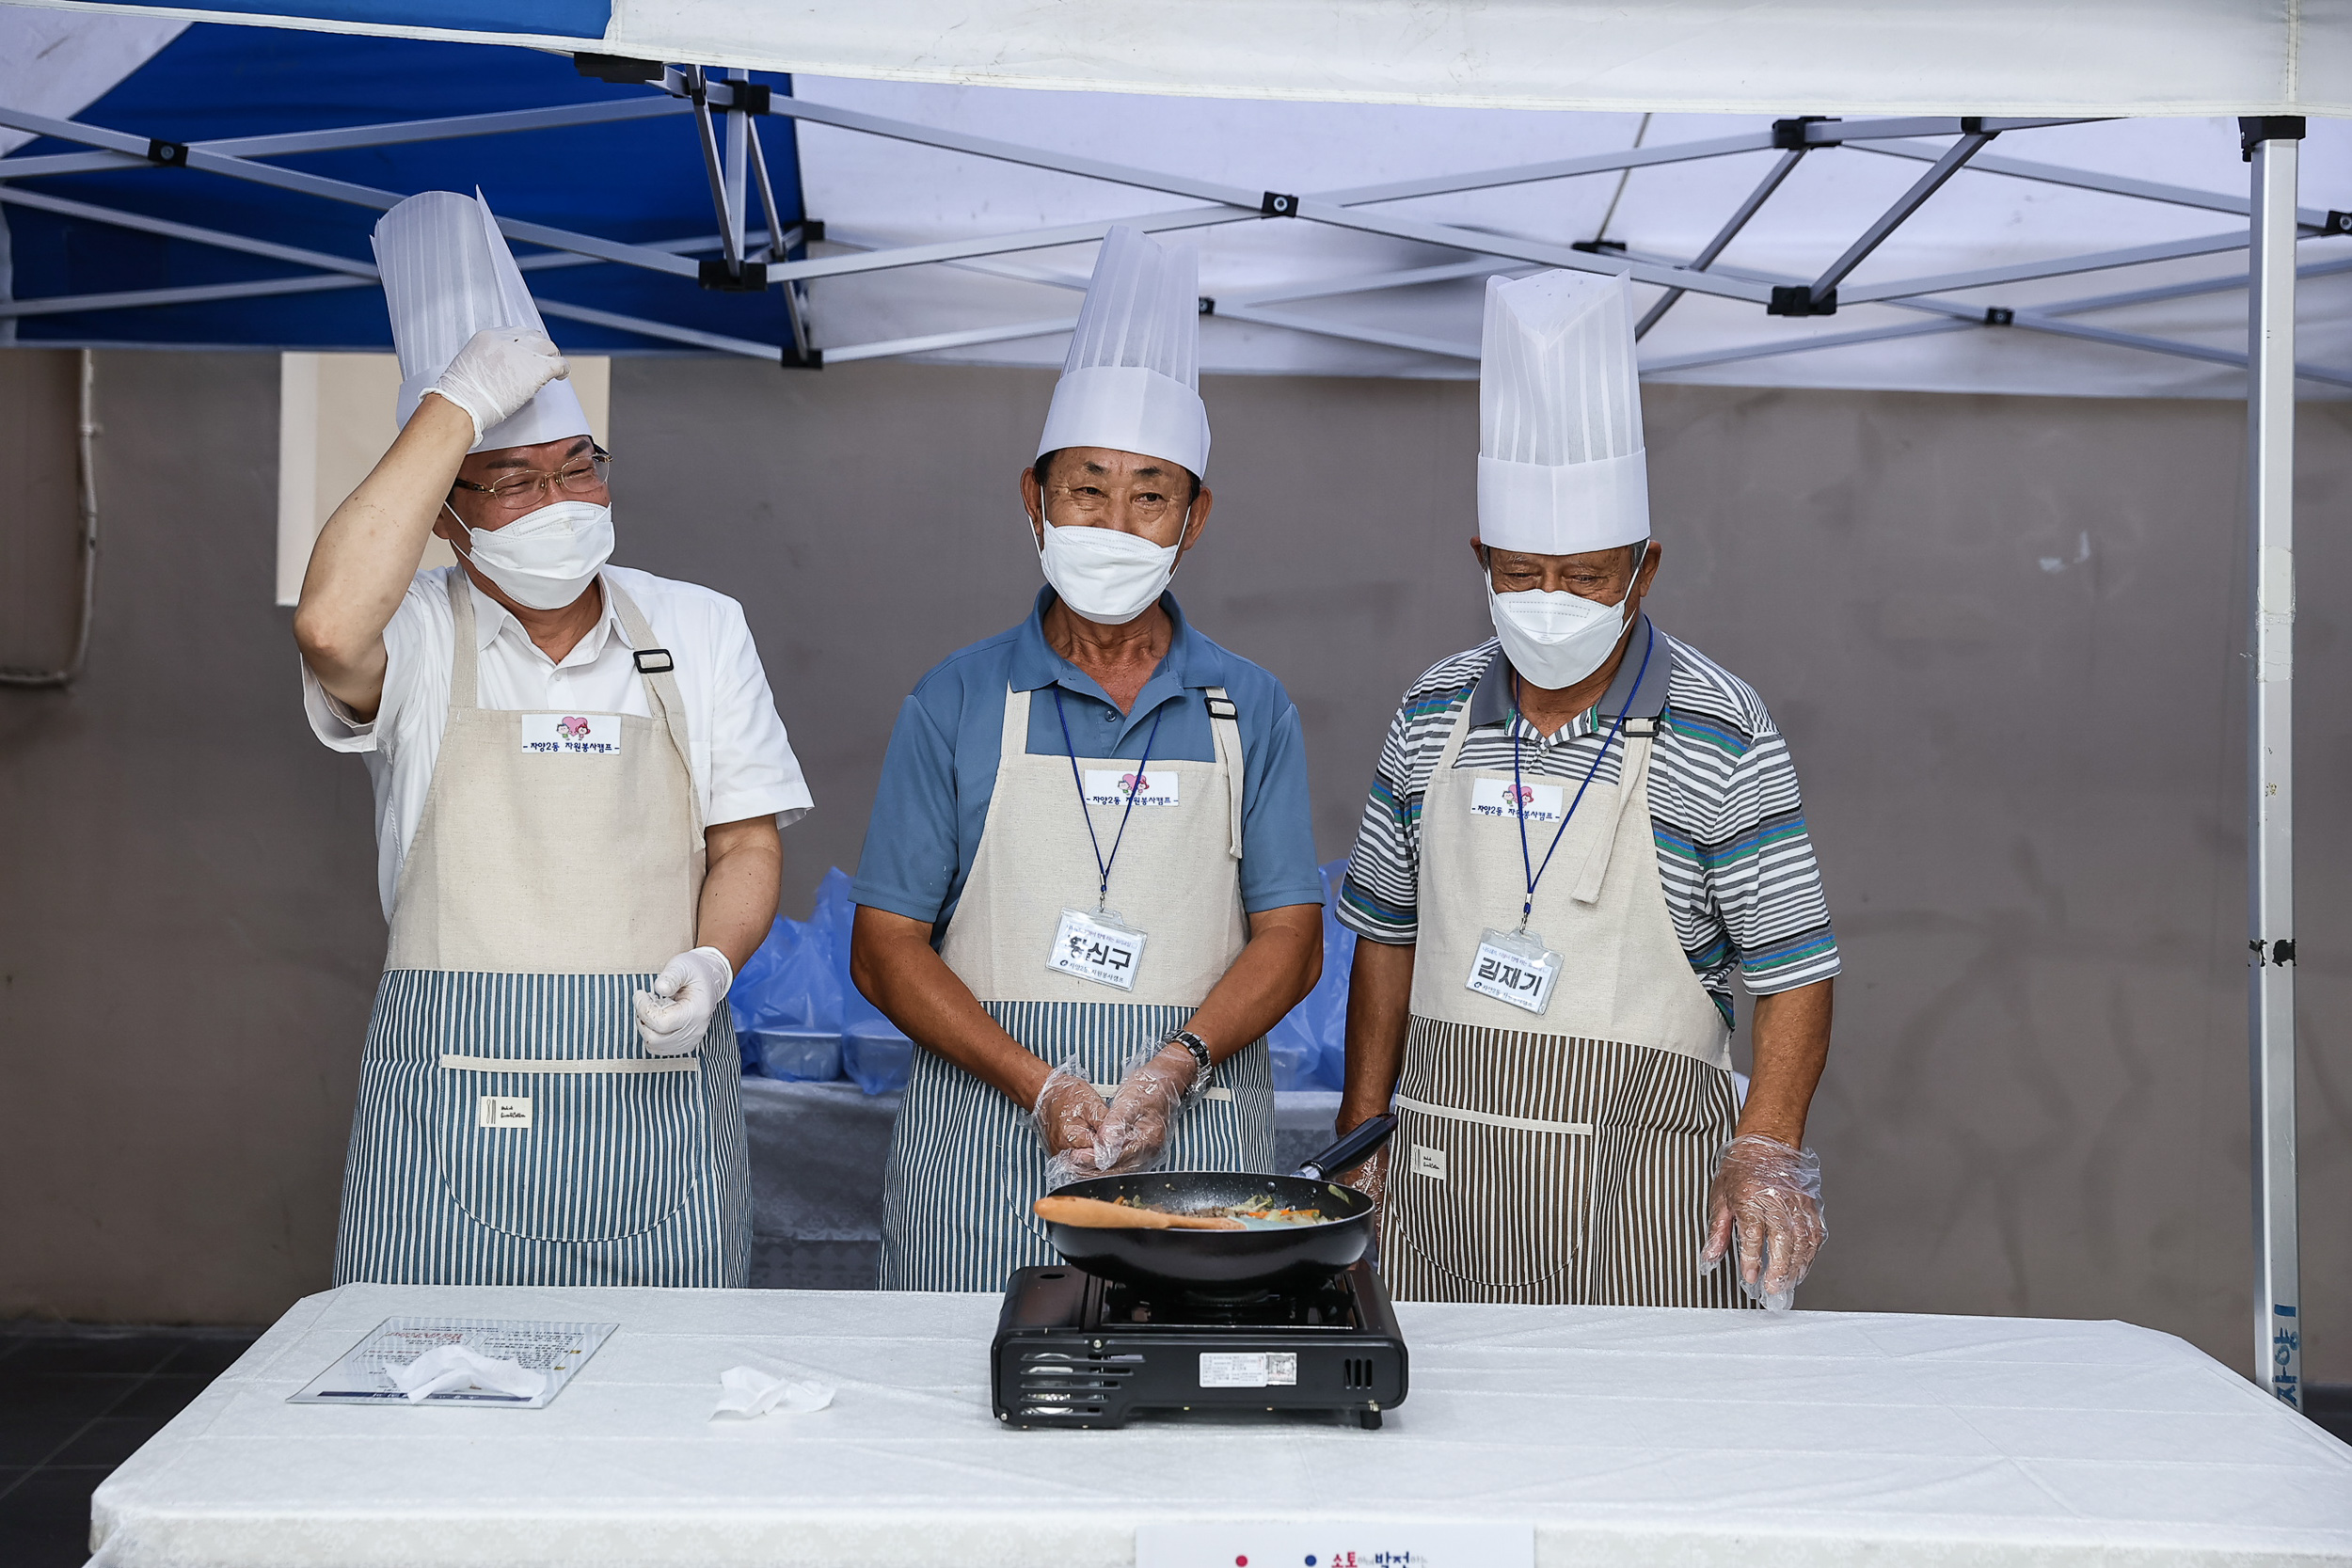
left=288, top=1316, right=615, bottom=1408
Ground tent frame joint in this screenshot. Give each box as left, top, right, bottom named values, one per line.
left=2239, top=117, right=2306, bottom=161
left=1774, top=116, right=1837, bottom=150
left=572, top=54, right=663, bottom=87
left=1768, top=284, right=1837, bottom=316
left=699, top=259, right=769, bottom=292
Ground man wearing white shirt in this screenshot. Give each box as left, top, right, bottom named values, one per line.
left=294, top=190, right=811, bottom=1289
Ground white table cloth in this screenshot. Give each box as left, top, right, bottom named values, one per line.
left=88, top=1284, right=2352, bottom=1567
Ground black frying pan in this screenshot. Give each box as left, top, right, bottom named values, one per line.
left=1040, top=1115, right=1397, bottom=1293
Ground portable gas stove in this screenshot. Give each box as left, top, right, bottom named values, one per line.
left=991, top=1258, right=1408, bottom=1429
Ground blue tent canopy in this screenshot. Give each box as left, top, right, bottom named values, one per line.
left=2, top=22, right=806, bottom=354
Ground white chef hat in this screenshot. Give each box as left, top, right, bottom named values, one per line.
left=1036, top=226, right=1210, bottom=479
left=373, top=189, right=590, bottom=453
left=1476, top=270, right=1649, bottom=556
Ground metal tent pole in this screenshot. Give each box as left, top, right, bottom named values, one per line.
left=2242, top=115, right=2303, bottom=1410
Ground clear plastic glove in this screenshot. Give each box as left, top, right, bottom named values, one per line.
left=1700, top=1132, right=1825, bottom=1311
left=1094, top=1040, right=1207, bottom=1179
left=632, top=946, right=732, bottom=1055
left=429, top=326, right=567, bottom=443
left=1333, top=1139, right=1387, bottom=1207
left=1035, top=1060, right=1111, bottom=1191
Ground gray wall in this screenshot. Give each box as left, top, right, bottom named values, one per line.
left=2, top=346, right=2346, bottom=1387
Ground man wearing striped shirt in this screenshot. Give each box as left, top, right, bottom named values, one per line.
left=1336, top=269, right=1833, bottom=1309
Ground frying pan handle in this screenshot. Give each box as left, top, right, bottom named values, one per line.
left=1295, top=1113, right=1397, bottom=1181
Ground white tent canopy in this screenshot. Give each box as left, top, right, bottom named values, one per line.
left=16, top=0, right=2352, bottom=117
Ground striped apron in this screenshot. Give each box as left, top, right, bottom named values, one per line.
left=331, top=573, right=749, bottom=1288
left=879, top=683, right=1274, bottom=1291
left=1381, top=695, right=1746, bottom=1307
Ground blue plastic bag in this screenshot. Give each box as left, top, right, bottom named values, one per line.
left=843, top=1016, right=915, bottom=1095
left=727, top=884, right=849, bottom=1081
left=1265, top=859, right=1359, bottom=1091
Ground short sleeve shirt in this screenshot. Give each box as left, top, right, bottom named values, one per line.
left=1337, top=618, right=1839, bottom=1025
left=302, top=565, right=813, bottom=921
left=852, top=588, right=1324, bottom=935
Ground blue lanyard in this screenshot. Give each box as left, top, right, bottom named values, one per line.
left=1510, top=623, right=1655, bottom=932
left=1052, top=686, right=1166, bottom=913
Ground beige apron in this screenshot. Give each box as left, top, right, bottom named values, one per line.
left=332, top=573, right=749, bottom=1287
left=1381, top=686, right=1744, bottom=1306
left=879, top=684, right=1275, bottom=1291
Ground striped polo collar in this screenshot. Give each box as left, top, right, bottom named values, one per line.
left=1469, top=614, right=1669, bottom=730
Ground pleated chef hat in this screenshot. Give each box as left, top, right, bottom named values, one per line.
left=1036, top=226, right=1210, bottom=478
left=373, top=190, right=590, bottom=453
left=1476, top=270, right=1649, bottom=555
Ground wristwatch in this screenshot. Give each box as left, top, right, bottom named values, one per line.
left=1164, top=1028, right=1213, bottom=1091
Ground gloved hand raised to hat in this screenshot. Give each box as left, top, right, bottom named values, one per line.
left=429, top=326, right=568, bottom=445
left=1700, top=1132, right=1826, bottom=1310
left=633, top=946, right=732, bottom=1056
left=1092, top=1038, right=1208, bottom=1178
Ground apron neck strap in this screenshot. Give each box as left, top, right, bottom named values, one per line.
left=1204, top=685, right=1245, bottom=862
left=605, top=575, right=705, bottom=844
left=1001, top=685, right=1032, bottom=760
left=445, top=570, right=482, bottom=710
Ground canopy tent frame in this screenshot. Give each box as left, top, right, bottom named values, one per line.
left=0, top=52, right=2328, bottom=1409
left=5, top=82, right=2346, bottom=382
left=2246, top=120, right=2301, bottom=1413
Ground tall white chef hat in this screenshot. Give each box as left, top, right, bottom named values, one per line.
left=373, top=189, right=590, bottom=453
left=1476, top=270, right=1649, bottom=556
left=1036, top=225, right=1210, bottom=479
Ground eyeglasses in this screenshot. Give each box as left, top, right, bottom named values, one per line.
left=452, top=448, right=612, bottom=513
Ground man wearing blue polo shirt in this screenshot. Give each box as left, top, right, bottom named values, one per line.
left=849, top=229, right=1325, bottom=1291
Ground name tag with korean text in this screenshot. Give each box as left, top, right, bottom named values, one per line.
left=1470, top=778, right=1565, bottom=821
left=1466, top=927, right=1561, bottom=1016
left=519, top=713, right=621, bottom=756
left=1081, top=768, right=1179, bottom=808
left=1048, top=907, right=1147, bottom=990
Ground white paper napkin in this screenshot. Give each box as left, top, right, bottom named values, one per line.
left=711, top=1366, right=834, bottom=1419
left=390, top=1342, right=549, bottom=1403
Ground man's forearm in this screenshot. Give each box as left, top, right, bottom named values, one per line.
left=1339, top=937, right=1414, bottom=1131
left=851, top=905, right=1048, bottom=1106
left=695, top=817, right=783, bottom=975
left=293, top=394, right=474, bottom=714
left=1179, top=904, right=1323, bottom=1063
left=1740, top=977, right=1833, bottom=1147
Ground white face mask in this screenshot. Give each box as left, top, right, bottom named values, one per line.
left=1486, top=560, right=1640, bottom=691
left=1033, top=513, right=1181, bottom=626
left=448, top=499, right=613, bottom=611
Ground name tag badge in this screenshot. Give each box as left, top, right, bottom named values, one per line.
left=476, top=1096, right=532, bottom=1129
left=519, top=713, right=621, bottom=756
left=1466, top=927, right=1562, bottom=1016
left=1470, top=777, right=1565, bottom=822
left=1081, top=768, right=1179, bottom=808
left=1048, top=907, right=1147, bottom=991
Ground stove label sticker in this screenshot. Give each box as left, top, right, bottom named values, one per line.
left=477, top=1096, right=532, bottom=1129
left=1409, top=1144, right=1447, bottom=1181
left=1199, top=1352, right=1297, bottom=1388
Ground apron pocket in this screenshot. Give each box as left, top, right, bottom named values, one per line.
left=1390, top=1099, right=1594, bottom=1290
left=432, top=1056, right=705, bottom=1243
